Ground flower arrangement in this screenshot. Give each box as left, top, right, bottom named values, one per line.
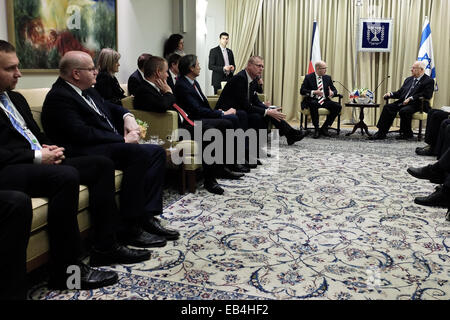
left=349, top=88, right=374, bottom=104
left=136, top=119, right=149, bottom=139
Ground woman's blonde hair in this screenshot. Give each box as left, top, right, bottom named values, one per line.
left=97, top=48, right=121, bottom=75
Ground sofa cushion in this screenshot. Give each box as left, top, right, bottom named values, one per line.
left=30, top=170, right=123, bottom=233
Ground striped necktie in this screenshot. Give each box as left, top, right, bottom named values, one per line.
left=0, top=93, right=41, bottom=150
left=317, top=76, right=325, bottom=105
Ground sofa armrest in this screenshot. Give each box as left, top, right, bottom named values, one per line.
left=130, top=109, right=178, bottom=142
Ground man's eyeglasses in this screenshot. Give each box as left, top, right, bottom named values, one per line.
left=252, top=63, right=264, bottom=68
left=76, top=67, right=97, bottom=72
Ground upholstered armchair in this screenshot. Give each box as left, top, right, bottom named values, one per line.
left=298, top=75, right=342, bottom=135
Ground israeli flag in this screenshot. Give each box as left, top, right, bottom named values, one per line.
left=418, top=17, right=438, bottom=91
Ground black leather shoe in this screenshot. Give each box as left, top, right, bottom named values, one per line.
left=231, top=164, right=250, bottom=173
left=320, top=128, right=331, bottom=137
left=368, top=132, right=386, bottom=140
left=415, top=145, right=433, bottom=156
left=313, top=130, right=320, bottom=139
left=407, top=165, right=445, bottom=184
left=287, top=130, right=305, bottom=145
left=144, top=217, right=180, bottom=241
left=445, top=208, right=450, bottom=222
left=218, top=167, right=244, bottom=179
left=48, top=263, right=118, bottom=290
left=396, top=133, right=413, bottom=140
left=90, top=245, right=151, bottom=266
left=414, top=186, right=450, bottom=208
left=244, top=162, right=257, bottom=169
left=121, top=228, right=167, bottom=248
left=204, top=178, right=224, bottom=195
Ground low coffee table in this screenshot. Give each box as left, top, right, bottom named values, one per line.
left=345, top=103, right=380, bottom=137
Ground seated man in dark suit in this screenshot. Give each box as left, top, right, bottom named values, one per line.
left=415, top=109, right=450, bottom=156
left=208, top=32, right=236, bottom=94
left=300, top=60, right=342, bottom=139
left=0, top=40, right=152, bottom=291
left=134, top=56, right=244, bottom=194
left=41, top=51, right=180, bottom=250
left=216, top=56, right=305, bottom=146
left=173, top=55, right=251, bottom=172
left=128, top=53, right=152, bottom=96
left=167, top=53, right=181, bottom=91
left=407, top=147, right=450, bottom=221
left=370, top=61, right=435, bottom=140
left=0, top=190, right=32, bottom=300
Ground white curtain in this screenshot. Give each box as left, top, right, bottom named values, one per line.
left=226, top=0, right=450, bottom=124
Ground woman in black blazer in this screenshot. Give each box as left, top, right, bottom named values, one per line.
left=94, top=48, right=126, bottom=105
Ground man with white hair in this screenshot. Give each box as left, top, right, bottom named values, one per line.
left=370, top=61, right=435, bottom=140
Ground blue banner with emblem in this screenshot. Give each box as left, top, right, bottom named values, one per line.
left=358, top=19, right=393, bottom=52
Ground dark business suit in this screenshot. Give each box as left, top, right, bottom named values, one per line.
left=127, top=69, right=144, bottom=96
left=300, top=73, right=341, bottom=130
left=174, top=76, right=250, bottom=165
left=167, top=71, right=177, bottom=92
left=94, top=71, right=126, bottom=105
left=0, top=190, right=32, bottom=300
left=435, top=119, right=450, bottom=159
left=216, top=70, right=298, bottom=137
left=377, top=74, right=435, bottom=136
left=209, top=46, right=236, bottom=94
left=0, top=90, right=119, bottom=273
left=41, top=78, right=166, bottom=227
left=135, top=81, right=222, bottom=178
left=424, top=109, right=450, bottom=155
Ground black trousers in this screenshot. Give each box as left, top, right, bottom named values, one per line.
left=182, top=118, right=234, bottom=179
left=425, top=109, right=450, bottom=147
left=306, top=100, right=341, bottom=130
left=75, top=143, right=166, bottom=225
left=0, top=156, right=120, bottom=271
left=436, top=119, right=450, bottom=159
left=0, top=191, right=32, bottom=300
left=0, top=163, right=82, bottom=272
left=377, top=101, right=420, bottom=135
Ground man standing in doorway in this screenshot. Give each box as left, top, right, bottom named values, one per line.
left=209, top=32, right=236, bottom=94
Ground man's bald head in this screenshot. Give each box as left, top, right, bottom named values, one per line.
left=59, top=51, right=98, bottom=90
left=59, top=51, right=93, bottom=78
left=315, top=61, right=328, bottom=76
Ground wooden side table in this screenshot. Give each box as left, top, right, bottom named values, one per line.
left=344, top=103, right=380, bottom=136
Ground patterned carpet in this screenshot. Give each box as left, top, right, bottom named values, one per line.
left=28, top=130, right=450, bottom=300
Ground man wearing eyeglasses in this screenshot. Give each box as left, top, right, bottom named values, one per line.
left=42, top=51, right=180, bottom=250
left=370, top=61, right=434, bottom=140
left=300, top=61, right=341, bottom=139
left=216, top=56, right=305, bottom=149
left=0, top=41, right=153, bottom=292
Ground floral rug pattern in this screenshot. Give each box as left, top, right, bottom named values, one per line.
left=29, top=131, right=450, bottom=300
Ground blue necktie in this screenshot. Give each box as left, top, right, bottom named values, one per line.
left=0, top=93, right=41, bottom=150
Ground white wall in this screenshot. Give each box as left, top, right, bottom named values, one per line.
left=0, top=0, right=173, bottom=89
left=204, top=0, right=226, bottom=96
left=116, top=0, right=173, bottom=84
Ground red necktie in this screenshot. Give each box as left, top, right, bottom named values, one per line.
left=172, top=103, right=195, bottom=127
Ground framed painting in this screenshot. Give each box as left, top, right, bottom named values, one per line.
left=6, top=0, right=117, bottom=73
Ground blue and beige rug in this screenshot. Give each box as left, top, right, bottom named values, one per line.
left=28, top=131, right=450, bottom=300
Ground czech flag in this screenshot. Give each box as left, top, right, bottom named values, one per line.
left=308, top=21, right=322, bottom=74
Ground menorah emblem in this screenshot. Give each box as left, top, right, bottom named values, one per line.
left=368, top=25, right=382, bottom=42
